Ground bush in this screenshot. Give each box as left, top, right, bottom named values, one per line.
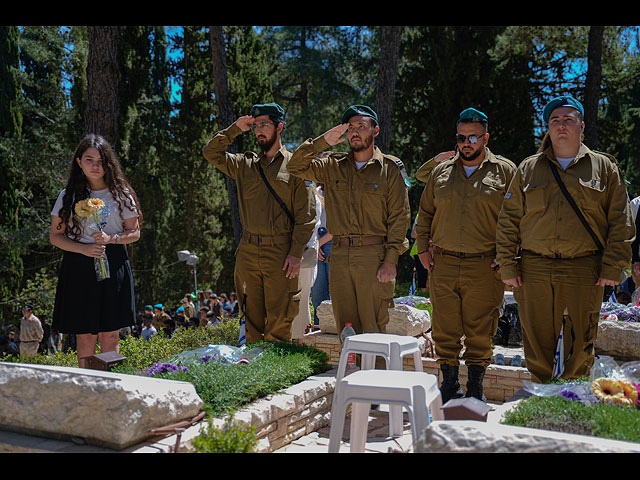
left=190, top=419, right=257, bottom=453
left=501, top=395, right=640, bottom=443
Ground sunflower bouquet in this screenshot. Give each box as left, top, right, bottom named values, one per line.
left=75, top=197, right=110, bottom=281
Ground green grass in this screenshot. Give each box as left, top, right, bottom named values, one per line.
left=501, top=394, right=640, bottom=443
left=144, top=341, right=330, bottom=417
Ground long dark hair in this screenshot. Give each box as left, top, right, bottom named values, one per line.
left=56, top=134, right=143, bottom=240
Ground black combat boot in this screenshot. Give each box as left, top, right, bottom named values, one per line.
left=465, top=364, right=487, bottom=402
left=439, top=363, right=464, bottom=403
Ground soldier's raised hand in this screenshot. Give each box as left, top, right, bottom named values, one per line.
left=323, top=124, right=349, bottom=146
left=235, top=115, right=255, bottom=132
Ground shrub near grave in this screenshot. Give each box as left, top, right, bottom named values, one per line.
left=502, top=357, right=640, bottom=443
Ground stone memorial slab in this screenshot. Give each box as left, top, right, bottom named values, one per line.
left=0, top=362, right=203, bottom=450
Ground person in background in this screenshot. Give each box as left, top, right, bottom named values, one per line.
left=310, top=184, right=332, bottom=330
left=292, top=188, right=322, bottom=343
left=19, top=304, right=44, bottom=357
left=141, top=313, right=156, bottom=341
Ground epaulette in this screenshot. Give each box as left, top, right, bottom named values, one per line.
left=593, top=150, right=618, bottom=165
left=494, top=154, right=517, bottom=169
left=386, top=155, right=412, bottom=188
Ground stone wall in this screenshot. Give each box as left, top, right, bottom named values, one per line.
left=186, top=369, right=337, bottom=453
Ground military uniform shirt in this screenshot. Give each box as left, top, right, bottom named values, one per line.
left=496, top=144, right=634, bottom=281
left=286, top=135, right=410, bottom=264
left=203, top=123, right=316, bottom=258
left=416, top=148, right=516, bottom=255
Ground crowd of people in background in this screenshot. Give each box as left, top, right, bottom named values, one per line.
left=0, top=289, right=245, bottom=358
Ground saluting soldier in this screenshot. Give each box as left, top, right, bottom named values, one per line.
left=496, top=95, right=635, bottom=384
left=287, top=105, right=411, bottom=338
left=203, top=103, right=316, bottom=343
left=415, top=108, right=516, bottom=402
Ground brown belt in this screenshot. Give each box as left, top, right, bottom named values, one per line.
left=434, top=246, right=495, bottom=259
left=522, top=249, right=599, bottom=260
left=242, top=232, right=291, bottom=246
left=333, top=235, right=385, bottom=247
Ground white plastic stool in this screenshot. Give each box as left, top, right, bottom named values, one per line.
left=335, top=333, right=424, bottom=436
left=336, top=333, right=423, bottom=382
left=328, top=369, right=443, bottom=453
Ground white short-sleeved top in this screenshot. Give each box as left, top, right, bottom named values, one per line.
left=51, top=188, right=139, bottom=243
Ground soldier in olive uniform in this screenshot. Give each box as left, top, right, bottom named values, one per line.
left=203, top=103, right=316, bottom=343
left=496, top=96, right=635, bottom=384
left=287, top=105, right=410, bottom=338
left=416, top=108, right=516, bottom=402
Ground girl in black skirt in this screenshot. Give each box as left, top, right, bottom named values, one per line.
left=50, top=134, right=142, bottom=369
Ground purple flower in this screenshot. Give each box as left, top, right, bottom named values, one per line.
left=199, top=354, right=216, bottom=363
left=147, top=362, right=189, bottom=376
left=560, top=390, right=581, bottom=401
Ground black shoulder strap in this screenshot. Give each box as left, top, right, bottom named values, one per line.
left=548, top=159, right=604, bottom=254
left=256, top=160, right=295, bottom=227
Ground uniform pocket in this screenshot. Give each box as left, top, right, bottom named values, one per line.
left=578, top=177, right=605, bottom=211
left=523, top=183, right=547, bottom=213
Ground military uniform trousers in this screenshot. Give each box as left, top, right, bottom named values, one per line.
left=234, top=236, right=301, bottom=343
left=329, top=242, right=395, bottom=337
left=514, top=250, right=603, bottom=384
left=430, top=249, right=504, bottom=368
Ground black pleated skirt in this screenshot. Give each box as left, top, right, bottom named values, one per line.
left=52, top=244, right=136, bottom=335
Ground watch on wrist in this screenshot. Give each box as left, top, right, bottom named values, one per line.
left=115, top=233, right=121, bottom=244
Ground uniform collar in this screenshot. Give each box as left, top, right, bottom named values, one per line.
left=341, top=146, right=384, bottom=167
left=544, top=143, right=593, bottom=167
left=259, top=145, right=289, bottom=165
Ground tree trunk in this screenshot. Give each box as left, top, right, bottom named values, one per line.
left=209, top=25, right=243, bottom=245
left=375, top=26, right=404, bottom=154
left=584, top=26, right=604, bottom=149
left=85, top=26, right=120, bottom=148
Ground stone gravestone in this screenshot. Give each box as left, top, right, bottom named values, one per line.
left=0, top=362, right=203, bottom=450
left=316, top=300, right=430, bottom=336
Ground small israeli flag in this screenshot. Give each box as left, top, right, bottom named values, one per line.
left=238, top=316, right=246, bottom=346
left=552, top=326, right=565, bottom=378
left=609, top=291, right=617, bottom=303
left=553, top=308, right=574, bottom=379
left=409, top=271, right=416, bottom=295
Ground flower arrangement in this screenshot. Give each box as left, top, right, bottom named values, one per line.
left=591, top=377, right=639, bottom=408
left=600, top=302, right=640, bottom=322
left=146, top=362, right=189, bottom=376
left=75, top=198, right=110, bottom=281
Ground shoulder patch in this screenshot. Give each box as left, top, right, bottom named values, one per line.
left=386, top=156, right=412, bottom=188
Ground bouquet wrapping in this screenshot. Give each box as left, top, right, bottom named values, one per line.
left=75, top=198, right=110, bottom=281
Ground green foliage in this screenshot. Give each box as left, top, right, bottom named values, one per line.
left=147, top=341, right=330, bottom=417
left=5, top=268, right=58, bottom=327
left=115, top=319, right=242, bottom=373
left=501, top=395, right=640, bottom=443
left=1, top=349, right=78, bottom=367
left=191, top=418, right=257, bottom=453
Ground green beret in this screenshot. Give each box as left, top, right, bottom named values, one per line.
left=144, top=305, right=153, bottom=311
left=458, top=108, right=488, bottom=123
left=341, top=105, right=378, bottom=124
left=250, top=103, right=285, bottom=120
left=153, top=304, right=163, bottom=309
left=543, top=95, right=583, bottom=124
